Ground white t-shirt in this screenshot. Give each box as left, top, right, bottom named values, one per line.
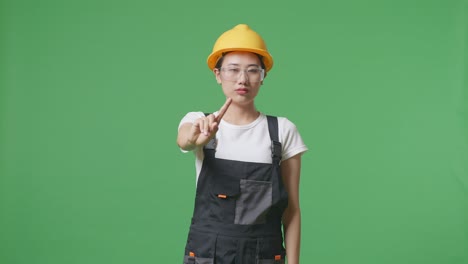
left=178, top=112, right=308, bottom=183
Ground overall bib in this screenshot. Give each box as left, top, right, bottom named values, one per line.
left=183, top=116, right=289, bottom=264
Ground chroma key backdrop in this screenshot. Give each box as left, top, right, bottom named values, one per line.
left=1, top=0, right=467, bottom=263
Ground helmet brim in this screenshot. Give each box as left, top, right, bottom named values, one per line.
left=207, top=48, right=273, bottom=72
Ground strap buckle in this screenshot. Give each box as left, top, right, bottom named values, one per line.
left=271, top=140, right=282, bottom=164
left=205, top=138, right=217, bottom=150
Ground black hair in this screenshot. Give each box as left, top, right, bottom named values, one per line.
left=214, top=52, right=266, bottom=70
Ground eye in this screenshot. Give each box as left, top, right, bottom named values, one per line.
left=228, top=68, right=240, bottom=73
left=247, top=68, right=261, bottom=74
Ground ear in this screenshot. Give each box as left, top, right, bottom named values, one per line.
left=213, top=68, right=222, bottom=84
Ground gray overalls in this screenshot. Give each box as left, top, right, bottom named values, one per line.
left=183, top=116, right=288, bottom=264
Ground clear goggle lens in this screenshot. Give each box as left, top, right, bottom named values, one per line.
left=220, top=66, right=264, bottom=83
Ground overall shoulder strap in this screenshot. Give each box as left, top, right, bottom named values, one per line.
left=266, top=115, right=282, bottom=164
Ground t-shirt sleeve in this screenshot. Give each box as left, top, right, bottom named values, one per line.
left=178, top=111, right=205, bottom=130
left=279, top=118, right=308, bottom=161
left=177, top=111, right=205, bottom=153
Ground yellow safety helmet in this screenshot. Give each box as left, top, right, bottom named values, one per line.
left=207, top=24, right=274, bottom=72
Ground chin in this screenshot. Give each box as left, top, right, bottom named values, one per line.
left=232, top=96, right=255, bottom=105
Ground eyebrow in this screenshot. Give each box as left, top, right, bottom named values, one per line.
left=225, top=63, right=261, bottom=67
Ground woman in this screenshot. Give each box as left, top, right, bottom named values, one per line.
left=177, top=24, right=308, bottom=264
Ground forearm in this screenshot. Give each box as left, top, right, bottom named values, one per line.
left=283, top=206, right=301, bottom=264
left=177, top=136, right=196, bottom=151
left=177, top=124, right=196, bottom=151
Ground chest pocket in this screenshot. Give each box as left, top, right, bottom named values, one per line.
left=208, top=181, right=240, bottom=223
left=235, top=179, right=272, bottom=225
left=209, top=178, right=273, bottom=225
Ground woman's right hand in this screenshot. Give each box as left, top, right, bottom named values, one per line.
left=177, top=98, right=232, bottom=150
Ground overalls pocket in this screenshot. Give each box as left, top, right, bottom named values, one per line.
left=235, top=179, right=272, bottom=225
left=183, top=255, right=214, bottom=264
left=183, top=230, right=215, bottom=264
left=257, top=259, right=285, bottom=264
left=209, top=186, right=239, bottom=223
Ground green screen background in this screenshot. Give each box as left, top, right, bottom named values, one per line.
left=1, top=0, right=467, bottom=263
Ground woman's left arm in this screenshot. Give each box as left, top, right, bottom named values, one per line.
left=281, top=154, right=302, bottom=264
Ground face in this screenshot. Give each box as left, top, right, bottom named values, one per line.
left=214, top=51, right=264, bottom=106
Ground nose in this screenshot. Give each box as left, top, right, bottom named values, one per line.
left=237, top=70, right=249, bottom=84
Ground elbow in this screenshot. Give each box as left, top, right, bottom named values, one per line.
left=286, top=200, right=301, bottom=215
left=176, top=137, right=184, bottom=149
left=282, top=205, right=301, bottom=225
left=176, top=136, right=194, bottom=151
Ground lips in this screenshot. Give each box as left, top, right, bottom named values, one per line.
left=235, top=88, right=248, bottom=95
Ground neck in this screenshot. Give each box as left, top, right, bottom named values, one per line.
left=221, top=102, right=259, bottom=125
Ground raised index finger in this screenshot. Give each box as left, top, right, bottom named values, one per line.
left=215, top=98, right=232, bottom=122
